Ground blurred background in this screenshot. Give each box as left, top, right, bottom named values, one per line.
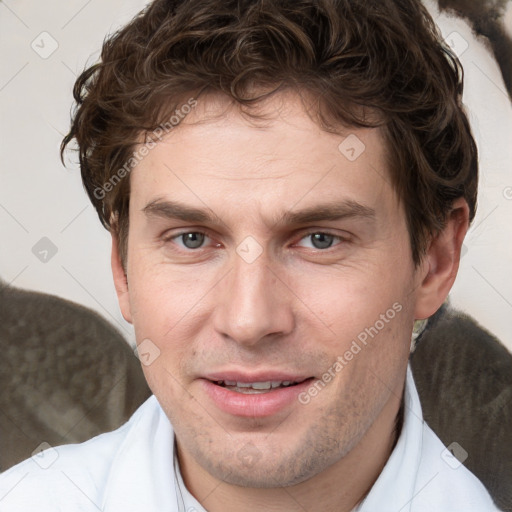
left=0, top=0, right=511, bottom=350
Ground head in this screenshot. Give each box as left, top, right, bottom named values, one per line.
left=62, top=0, right=476, bottom=492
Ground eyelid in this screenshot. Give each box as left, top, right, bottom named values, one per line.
left=163, top=229, right=210, bottom=242
left=161, top=228, right=350, bottom=252
left=292, top=230, right=351, bottom=251
left=296, top=229, right=349, bottom=241
left=161, top=229, right=217, bottom=251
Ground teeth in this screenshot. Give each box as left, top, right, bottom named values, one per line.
left=217, top=380, right=298, bottom=390
left=250, top=382, right=272, bottom=390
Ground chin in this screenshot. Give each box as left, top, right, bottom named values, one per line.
left=207, top=454, right=319, bottom=489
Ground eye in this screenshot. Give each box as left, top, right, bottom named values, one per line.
left=296, top=232, right=342, bottom=250
left=170, top=232, right=210, bottom=250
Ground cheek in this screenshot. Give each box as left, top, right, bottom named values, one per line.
left=293, top=262, right=409, bottom=331
left=128, top=258, right=204, bottom=333
left=127, top=263, right=212, bottom=383
left=295, top=259, right=415, bottom=390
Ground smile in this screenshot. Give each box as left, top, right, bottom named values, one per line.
left=201, top=377, right=314, bottom=417
left=214, top=379, right=307, bottom=393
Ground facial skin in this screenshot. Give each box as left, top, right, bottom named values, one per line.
left=111, top=91, right=469, bottom=512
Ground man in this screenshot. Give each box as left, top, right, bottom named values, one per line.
left=0, top=0, right=502, bottom=510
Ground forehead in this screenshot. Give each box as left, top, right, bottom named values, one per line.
left=129, top=91, right=399, bottom=225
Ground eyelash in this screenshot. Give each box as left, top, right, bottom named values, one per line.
left=163, top=230, right=348, bottom=252
left=297, top=230, right=347, bottom=248
left=164, top=230, right=215, bottom=249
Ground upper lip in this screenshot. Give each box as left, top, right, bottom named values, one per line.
left=202, top=371, right=312, bottom=383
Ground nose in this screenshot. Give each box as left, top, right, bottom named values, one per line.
left=212, top=251, right=295, bottom=347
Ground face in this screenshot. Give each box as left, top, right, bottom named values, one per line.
left=117, top=91, right=425, bottom=488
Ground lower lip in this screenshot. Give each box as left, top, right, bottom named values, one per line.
left=200, top=379, right=314, bottom=417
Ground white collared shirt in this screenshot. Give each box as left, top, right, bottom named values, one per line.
left=0, top=365, right=501, bottom=511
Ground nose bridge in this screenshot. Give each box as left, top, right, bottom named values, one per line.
left=234, top=253, right=274, bottom=311
left=213, top=250, right=293, bottom=346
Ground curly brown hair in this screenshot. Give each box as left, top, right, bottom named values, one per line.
left=61, top=0, right=478, bottom=269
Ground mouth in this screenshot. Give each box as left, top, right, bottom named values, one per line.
left=212, top=378, right=310, bottom=394
left=200, top=375, right=315, bottom=417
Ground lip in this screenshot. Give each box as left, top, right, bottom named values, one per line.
left=200, top=372, right=314, bottom=418
left=204, top=371, right=311, bottom=383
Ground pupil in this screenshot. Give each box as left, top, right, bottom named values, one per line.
left=311, top=233, right=333, bottom=249
left=182, top=232, right=204, bottom=249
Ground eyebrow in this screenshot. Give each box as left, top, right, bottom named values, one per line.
left=143, top=198, right=222, bottom=224
left=142, top=198, right=376, bottom=227
left=278, top=200, right=376, bottom=225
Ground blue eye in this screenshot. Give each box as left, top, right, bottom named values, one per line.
left=175, top=232, right=208, bottom=249
left=298, top=233, right=340, bottom=249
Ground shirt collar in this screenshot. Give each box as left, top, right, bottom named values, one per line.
left=356, top=364, right=423, bottom=511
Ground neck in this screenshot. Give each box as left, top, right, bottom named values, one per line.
left=177, top=388, right=405, bottom=512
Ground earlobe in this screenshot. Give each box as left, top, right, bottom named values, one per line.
left=111, top=232, right=133, bottom=324
left=414, top=198, right=470, bottom=320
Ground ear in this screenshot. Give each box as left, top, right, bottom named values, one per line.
left=111, top=231, right=133, bottom=324
left=414, top=197, right=470, bottom=320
